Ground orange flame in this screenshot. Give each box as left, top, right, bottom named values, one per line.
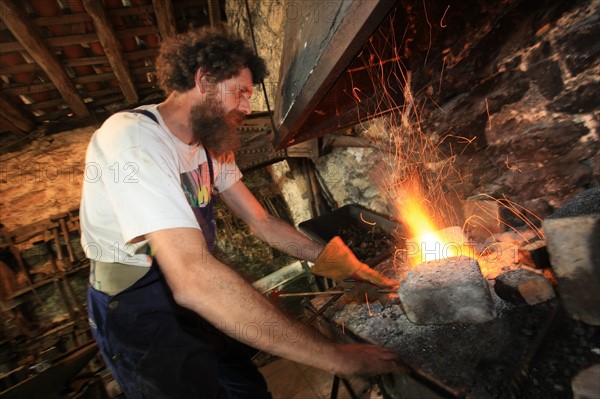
left=396, top=177, right=468, bottom=266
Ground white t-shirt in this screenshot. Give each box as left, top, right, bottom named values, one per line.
left=80, top=104, right=242, bottom=267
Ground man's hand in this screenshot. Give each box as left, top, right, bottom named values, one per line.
left=331, top=343, right=403, bottom=378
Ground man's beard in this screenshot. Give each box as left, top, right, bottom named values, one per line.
left=189, top=97, right=246, bottom=158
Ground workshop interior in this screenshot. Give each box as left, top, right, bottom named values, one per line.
left=0, top=0, right=599, bottom=398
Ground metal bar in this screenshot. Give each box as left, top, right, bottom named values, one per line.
left=340, top=378, right=360, bottom=399
left=278, top=290, right=344, bottom=298
left=330, top=375, right=340, bottom=399
left=305, top=293, right=344, bottom=325
left=279, top=288, right=396, bottom=298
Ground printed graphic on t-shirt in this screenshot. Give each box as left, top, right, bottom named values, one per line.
left=180, top=162, right=211, bottom=208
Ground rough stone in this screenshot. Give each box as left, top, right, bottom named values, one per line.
left=548, top=187, right=600, bottom=218
left=548, top=81, right=600, bottom=114
left=528, top=42, right=563, bottom=100
left=493, top=120, right=588, bottom=156
left=498, top=160, right=593, bottom=209
left=519, top=198, right=555, bottom=222
left=543, top=188, right=600, bottom=325
left=529, top=60, right=563, bottom=99
left=572, top=364, right=600, bottom=399
left=479, top=70, right=530, bottom=113
left=494, top=268, right=555, bottom=305
left=226, top=0, right=285, bottom=112
left=518, top=240, right=551, bottom=269
left=398, top=256, right=496, bottom=325
left=463, top=198, right=504, bottom=241
left=556, top=12, right=600, bottom=75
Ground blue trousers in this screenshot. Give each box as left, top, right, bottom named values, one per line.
left=87, top=264, right=271, bottom=399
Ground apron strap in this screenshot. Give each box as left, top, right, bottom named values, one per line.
left=205, top=148, right=215, bottom=187
left=118, top=109, right=159, bottom=124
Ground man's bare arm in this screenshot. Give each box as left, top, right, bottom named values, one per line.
left=220, top=181, right=324, bottom=262
left=147, top=227, right=400, bottom=377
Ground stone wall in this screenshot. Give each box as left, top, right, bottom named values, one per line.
left=242, top=0, right=599, bottom=230
left=412, top=0, right=600, bottom=219
left=0, top=126, right=95, bottom=230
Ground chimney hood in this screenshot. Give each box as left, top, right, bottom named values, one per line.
left=272, top=1, right=400, bottom=149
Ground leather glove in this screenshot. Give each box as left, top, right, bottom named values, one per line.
left=312, top=236, right=397, bottom=289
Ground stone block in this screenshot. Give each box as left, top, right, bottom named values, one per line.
left=398, top=256, right=496, bottom=325
left=463, top=198, right=503, bottom=240
left=548, top=81, right=600, bottom=114
left=543, top=188, right=600, bottom=325
left=572, top=364, right=600, bottom=399
left=494, top=268, right=555, bottom=305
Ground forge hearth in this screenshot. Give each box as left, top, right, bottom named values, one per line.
left=303, top=199, right=599, bottom=398
left=309, top=259, right=559, bottom=399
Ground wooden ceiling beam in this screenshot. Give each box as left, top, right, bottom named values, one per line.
left=0, top=113, right=24, bottom=135
left=174, top=0, right=210, bottom=9
left=74, top=72, right=115, bottom=84
left=1, top=27, right=155, bottom=54
left=65, top=49, right=159, bottom=67
left=34, top=107, right=71, bottom=122
left=27, top=98, right=65, bottom=111
left=0, top=62, right=38, bottom=75
left=0, top=1, right=90, bottom=118
left=0, top=92, right=35, bottom=133
left=82, top=0, right=138, bottom=104
left=124, top=48, right=159, bottom=61
left=108, top=4, right=155, bottom=18
left=33, top=4, right=156, bottom=26
left=64, top=56, right=109, bottom=67
left=0, top=34, right=99, bottom=54
left=207, top=0, right=222, bottom=27
left=35, top=13, right=92, bottom=26
left=152, top=0, right=177, bottom=40
left=3, top=82, right=56, bottom=96
left=83, top=88, right=122, bottom=98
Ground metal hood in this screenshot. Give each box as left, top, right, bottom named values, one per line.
left=272, top=1, right=399, bottom=149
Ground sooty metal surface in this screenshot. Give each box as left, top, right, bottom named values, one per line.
left=298, top=204, right=399, bottom=266
left=273, top=1, right=397, bottom=148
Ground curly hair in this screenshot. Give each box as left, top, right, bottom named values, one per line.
left=155, top=27, right=268, bottom=93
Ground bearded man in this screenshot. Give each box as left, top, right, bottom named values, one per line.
left=80, top=27, right=399, bottom=398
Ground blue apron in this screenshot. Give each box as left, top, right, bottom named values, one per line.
left=87, top=110, right=270, bottom=398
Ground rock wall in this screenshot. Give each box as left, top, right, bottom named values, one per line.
left=225, top=0, right=286, bottom=112
left=0, top=126, right=95, bottom=230
left=412, top=0, right=600, bottom=218
left=250, top=0, right=600, bottom=230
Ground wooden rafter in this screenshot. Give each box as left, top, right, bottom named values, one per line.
left=0, top=26, right=155, bottom=53
left=0, top=92, right=35, bottom=133
left=0, top=0, right=223, bottom=131
left=4, top=83, right=56, bottom=96
left=152, top=0, right=177, bottom=40
left=82, top=0, right=138, bottom=104
left=207, top=0, right=222, bottom=27
left=0, top=0, right=90, bottom=118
